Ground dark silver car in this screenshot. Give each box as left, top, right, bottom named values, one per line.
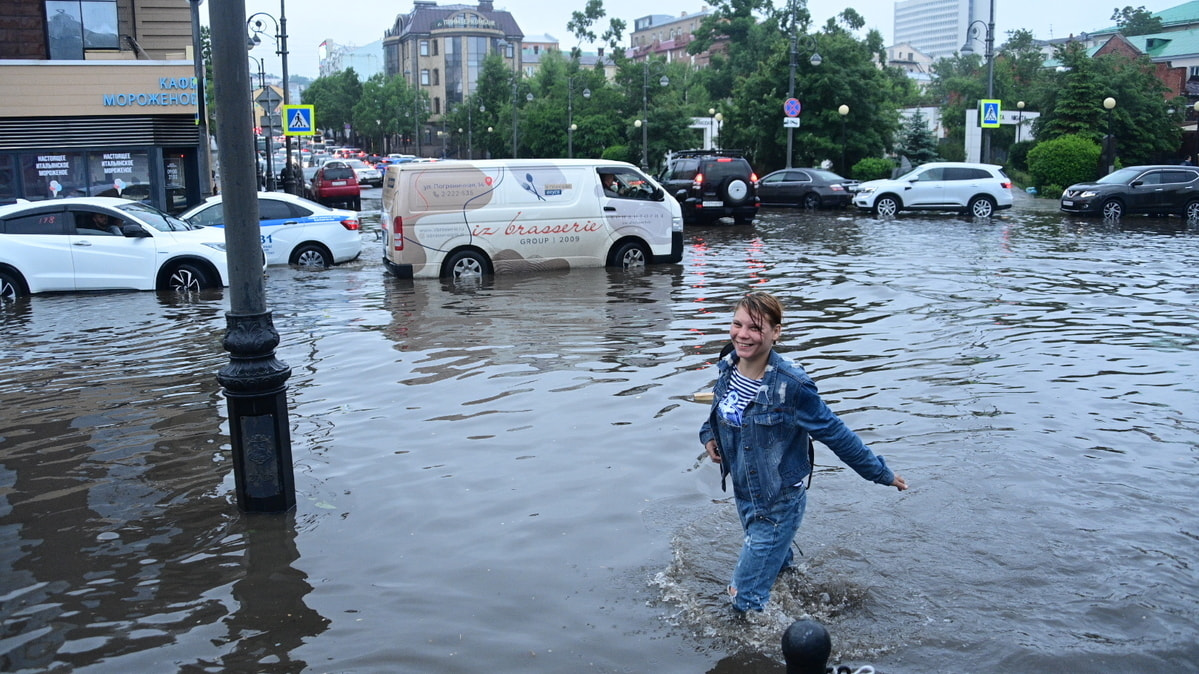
left=1060, top=165, right=1199, bottom=219
left=757, top=168, right=855, bottom=209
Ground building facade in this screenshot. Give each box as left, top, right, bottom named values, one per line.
left=627, top=9, right=722, bottom=66
left=0, top=0, right=204, bottom=211
left=382, top=0, right=523, bottom=128
left=893, top=0, right=991, bottom=62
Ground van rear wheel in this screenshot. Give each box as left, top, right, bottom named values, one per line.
left=443, top=250, right=490, bottom=279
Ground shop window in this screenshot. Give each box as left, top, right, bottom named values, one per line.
left=88, top=151, right=151, bottom=201
left=45, top=0, right=118, bottom=59
left=21, top=151, right=86, bottom=201
left=0, top=156, right=16, bottom=204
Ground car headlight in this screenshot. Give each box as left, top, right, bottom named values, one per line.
left=1079, top=190, right=1098, bottom=198
left=202, top=242, right=227, bottom=252
left=857, top=186, right=876, bottom=195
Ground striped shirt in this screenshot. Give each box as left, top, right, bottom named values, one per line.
left=718, top=369, right=763, bottom=426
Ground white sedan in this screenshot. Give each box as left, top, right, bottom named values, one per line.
left=181, top=192, right=363, bottom=268
left=0, top=196, right=232, bottom=299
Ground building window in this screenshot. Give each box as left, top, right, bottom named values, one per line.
left=432, top=69, right=439, bottom=85
left=46, top=0, right=119, bottom=59
left=420, top=69, right=430, bottom=85
left=1191, top=66, right=1199, bottom=77
left=432, top=39, right=439, bottom=56
left=433, top=97, right=440, bottom=114
left=420, top=40, right=429, bottom=56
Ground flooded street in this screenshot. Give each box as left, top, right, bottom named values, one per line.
left=2, top=198, right=1197, bottom=673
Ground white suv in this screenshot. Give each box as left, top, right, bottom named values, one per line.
left=0, top=196, right=232, bottom=300
left=853, top=162, right=1014, bottom=217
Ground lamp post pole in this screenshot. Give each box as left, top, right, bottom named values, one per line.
left=248, top=55, right=274, bottom=190
left=248, top=7, right=293, bottom=194
left=1016, top=100, right=1025, bottom=144
left=785, top=9, right=821, bottom=169
left=838, top=104, right=849, bottom=175
left=962, top=1, right=995, bottom=164
left=1103, top=96, right=1117, bottom=175
left=211, top=0, right=295, bottom=513
left=639, top=61, right=668, bottom=170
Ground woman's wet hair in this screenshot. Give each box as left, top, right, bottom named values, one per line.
left=733, top=291, right=783, bottom=329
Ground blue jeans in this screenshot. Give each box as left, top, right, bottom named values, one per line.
left=730, top=483, right=807, bottom=612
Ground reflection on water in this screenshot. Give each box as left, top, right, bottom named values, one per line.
left=1, top=204, right=1197, bottom=672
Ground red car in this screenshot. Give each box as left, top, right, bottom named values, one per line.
left=309, top=161, right=361, bottom=211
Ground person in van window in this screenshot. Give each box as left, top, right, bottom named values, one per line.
left=600, top=172, right=620, bottom=197
left=699, top=291, right=908, bottom=616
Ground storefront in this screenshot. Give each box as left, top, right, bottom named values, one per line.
left=0, top=61, right=203, bottom=213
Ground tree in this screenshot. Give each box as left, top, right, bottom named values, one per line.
left=896, top=109, right=941, bottom=165
left=1111, top=6, right=1163, bottom=36
left=301, top=69, right=363, bottom=142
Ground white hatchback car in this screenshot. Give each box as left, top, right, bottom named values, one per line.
left=853, top=162, right=1014, bottom=217
left=181, top=192, right=363, bottom=268
left=0, top=196, right=232, bottom=300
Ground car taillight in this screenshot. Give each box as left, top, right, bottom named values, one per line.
left=340, top=218, right=360, bottom=231
left=693, top=172, right=705, bottom=186
left=392, top=216, right=404, bottom=250
left=830, top=184, right=844, bottom=191
left=1001, top=181, right=1013, bottom=189
left=750, top=172, right=759, bottom=184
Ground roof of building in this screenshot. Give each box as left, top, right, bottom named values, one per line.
left=387, top=1, right=523, bottom=40
left=1089, top=0, right=1199, bottom=36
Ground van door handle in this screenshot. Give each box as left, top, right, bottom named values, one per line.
left=604, top=206, right=616, bottom=211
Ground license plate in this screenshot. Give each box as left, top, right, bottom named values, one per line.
left=1061, top=200, right=1073, bottom=207
left=332, top=180, right=347, bottom=186
left=702, top=200, right=723, bottom=208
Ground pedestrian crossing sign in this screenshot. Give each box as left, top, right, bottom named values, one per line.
left=283, top=105, right=315, bottom=136
left=980, top=100, right=1001, bottom=128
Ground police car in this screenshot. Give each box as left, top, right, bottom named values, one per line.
left=181, top=192, right=363, bottom=268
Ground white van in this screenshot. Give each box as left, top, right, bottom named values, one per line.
left=379, top=159, right=684, bottom=279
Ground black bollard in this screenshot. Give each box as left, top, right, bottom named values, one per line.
left=782, top=619, right=831, bottom=674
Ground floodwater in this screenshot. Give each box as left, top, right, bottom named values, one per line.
left=1, top=197, right=1197, bottom=673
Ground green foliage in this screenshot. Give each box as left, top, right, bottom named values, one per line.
left=1111, top=5, right=1163, bottom=36
left=301, top=69, right=363, bottom=139
left=851, top=157, right=895, bottom=181
left=896, top=109, right=941, bottom=165
left=1027, top=134, right=1101, bottom=191
left=1007, top=140, right=1035, bottom=172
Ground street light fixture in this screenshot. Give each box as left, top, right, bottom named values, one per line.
left=786, top=16, right=821, bottom=168
left=248, top=55, right=275, bottom=191
left=714, top=112, right=723, bottom=150
left=247, top=7, right=294, bottom=194
left=1016, top=101, right=1025, bottom=144
left=1103, top=96, right=1117, bottom=175
left=568, top=77, right=591, bottom=158
left=640, top=61, right=669, bottom=170
left=838, top=104, right=849, bottom=176
left=961, top=2, right=995, bottom=164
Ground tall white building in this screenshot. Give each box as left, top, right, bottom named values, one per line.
left=893, top=0, right=992, bottom=61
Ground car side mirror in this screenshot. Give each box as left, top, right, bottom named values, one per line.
left=1130, top=180, right=1143, bottom=188
left=675, top=189, right=688, bottom=201
left=122, top=223, right=151, bottom=237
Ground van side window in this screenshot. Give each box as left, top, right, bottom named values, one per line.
left=599, top=168, right=661, bottom=201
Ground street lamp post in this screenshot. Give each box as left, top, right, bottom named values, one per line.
left=1103, top=96, right=1117, bottom=175
left=248, top=5, right=294, bottom=194
left=640, top=61, right=669, bottom=170
left=248, top=55, right=274, bottom=190
left=1016, top=101, right=1025, bottom=144
left=961, top=2, right=995, bottom=164
left=568, top=77, right=591, bottom=158
left=838, top=104, right=849, bottom=175
left=211, top=0, right=295, bottom=513
left=786, top=18, right=821, bottom=169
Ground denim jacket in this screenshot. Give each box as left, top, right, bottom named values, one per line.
left=699, top=349, right=895, bottom=515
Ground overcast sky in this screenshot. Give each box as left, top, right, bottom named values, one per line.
left=228, top=0, right=1181, bottom=79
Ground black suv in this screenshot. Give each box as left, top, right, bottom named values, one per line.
left=659, top=150, right=759, bottom=225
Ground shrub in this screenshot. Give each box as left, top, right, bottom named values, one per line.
left=852, top=157, right=895, bottom=181
left=1007, top=140, right=1036, bottom=172
left=1027, top=135, right=1101, bottom=192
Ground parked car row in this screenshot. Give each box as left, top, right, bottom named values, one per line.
left=0, top=191, right=363, bottom=300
